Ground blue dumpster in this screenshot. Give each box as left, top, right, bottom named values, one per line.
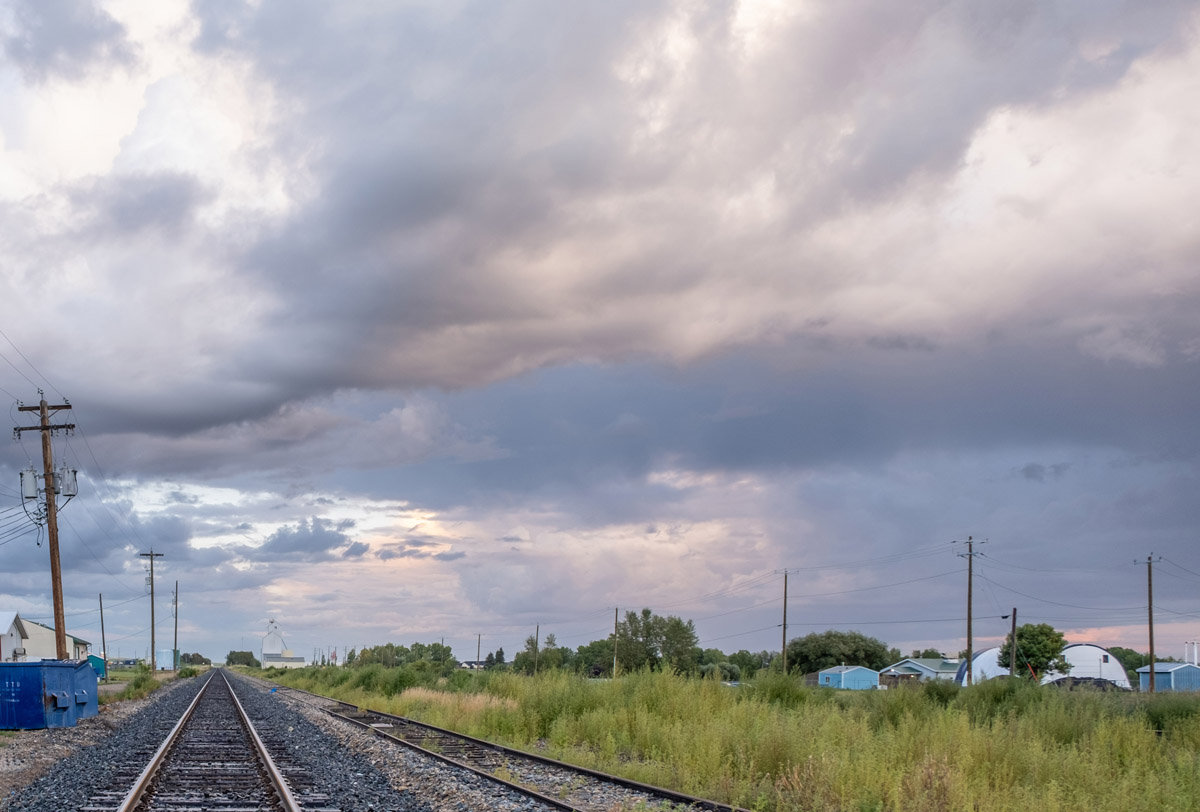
left=0, top=660, right=99, bottom=729
left=88, top=654, right=107, bottom=680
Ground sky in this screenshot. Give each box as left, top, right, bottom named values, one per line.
left=1, top=0, right=1198, bottom=668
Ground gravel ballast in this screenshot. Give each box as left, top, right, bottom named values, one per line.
left=1, top=670, right=576, bottom=812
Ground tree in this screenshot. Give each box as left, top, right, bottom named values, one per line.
left=484, top=652, right=495, bottom=669
left=344, top=648, right=356, bottom=666
left=659, top=616, right=699, bottom=673
left=998, top=623, right=1070, bottom=680
left=614, top=608, right=698, bottom=673
left=910, top=648, right=943, bottom=659
left=616, top=608, right=663, bottom=671
left=574, top=638, right=616, bottom=676
left=785, top=631, right=892, bottom=675
left=225, top=651, right=260, bottom=668
left=728, top=649, right=772, bottom=679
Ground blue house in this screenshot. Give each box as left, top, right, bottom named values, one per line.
left=818, top=665, right=879, bottom=690
left=1136, top=662, right=1200, bottom=692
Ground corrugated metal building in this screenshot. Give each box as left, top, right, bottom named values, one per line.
left=1137, top=662, right=1200, bottom=692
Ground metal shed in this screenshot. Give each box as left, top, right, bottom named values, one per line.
left=1137, top=662, right=1200, bottom=692
left=0, top=660, right=99, bottom=729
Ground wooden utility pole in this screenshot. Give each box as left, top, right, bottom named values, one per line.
left=612, top=607, right=619, bottom=678
left=1137, top=555, right=1160, bottom=692
left=781, top=570, right=789, bottom=675
left=1009, top=607, right=1017, bottom=677
left=99, top=593, right=108, bottom=682
left=15, top=393, right=74, bottom=659
left=533, top=625, right=540, bottom=675
left=476, top=633, right=481, bottom=667
left=955, top=536, right=984, bottom=686
left=173, top=581, right=179, bottom=671
left=140, top=550, right=163, bottom=672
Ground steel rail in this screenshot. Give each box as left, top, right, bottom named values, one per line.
left=328, top=706, right=579, bottom=811
left=225, top=671, right=304, bottom=811
left=277, top=683, right=749, bottom=812
left=115, top=670, right=302, bottom=812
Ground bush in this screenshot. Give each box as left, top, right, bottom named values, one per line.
left=177, top=666, right=199, bottom=678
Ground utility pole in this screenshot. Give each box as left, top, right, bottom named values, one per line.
left=955, top=536, right=984, bottom=686
left=99, top=594, right=108, bottom=682
left=1137, top=555, right=1160, bottom=692
left=1009, top=607, right=1017, bottom=677
left=782, top=570, right=789, bottom=676
left=612, top=607, right=619, bottom=678
left=14, top=393, right=75, bottom=660
left=173, top=581, right=179, bottom=671
left=533, top=625, right=540, bottom=675
left=140, top=550, right=163, bottom=672
left=476, top=633, right=481, bottom=667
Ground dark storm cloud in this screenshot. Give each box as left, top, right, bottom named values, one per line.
left=168, top=0, right=1200, bottom=402
left=342, top=541, right=369, bottom=558
left=248, top=516, right=357, bottom=562
left=327, top=343, right=1199, bottom=519
left=0, top=0, right=135, bottom=82
left=69, top=172, right=212, bottom=238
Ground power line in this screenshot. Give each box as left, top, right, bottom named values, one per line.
left=1162, top=557, right=1200, bottom=579
left=0, top=326, right=66, bottom=400
left=977, top=571, right=1144, bottom=611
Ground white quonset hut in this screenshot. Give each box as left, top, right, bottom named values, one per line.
left=956, top=643, right=1130, bottom=689
left=1048, top=643, right=1131, bottom=688
left=260, top=619, right=306, bottom=669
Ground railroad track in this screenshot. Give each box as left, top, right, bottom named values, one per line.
left=82, top=669, right=337, bottom=812
left=272, top=682, right=749, bottom=812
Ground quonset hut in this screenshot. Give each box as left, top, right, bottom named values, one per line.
left=261, top=619, right=306, bottom=669
left=956, top=643, right=1131, bottom=689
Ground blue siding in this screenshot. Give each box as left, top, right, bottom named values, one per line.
left=1138, top=664, right=1200, bottom=692
left=819, top=667, right=879, bottom=690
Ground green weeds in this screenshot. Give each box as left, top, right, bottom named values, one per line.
left=265, top=666, right=1200, bottom=812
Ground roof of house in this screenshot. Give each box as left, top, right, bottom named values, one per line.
left=21, top=618, right=91, bottom=646
left=1136, top=662, right=1200, bottom=673
left=820, top=665, right=877, bottom=674
left=882, top=657, right=959, bottom=675
left=1, top=612, right=28, bottom=639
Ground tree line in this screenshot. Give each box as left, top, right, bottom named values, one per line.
left=231, top=612, right=1164, bottom=684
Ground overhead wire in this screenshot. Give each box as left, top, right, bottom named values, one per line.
left=976, top=572, right=1144, bottom=611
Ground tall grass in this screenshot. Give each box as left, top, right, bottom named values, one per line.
left=266, top=667, right=1200, bottom=811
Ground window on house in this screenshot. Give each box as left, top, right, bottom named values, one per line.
left=1102, top=655, right=1109, bottom=663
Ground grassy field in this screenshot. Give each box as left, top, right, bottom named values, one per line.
left=263, top=666, right=1200, bottom=812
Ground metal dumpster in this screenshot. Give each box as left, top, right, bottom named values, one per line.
left=0, top=660, right=99, bottom=729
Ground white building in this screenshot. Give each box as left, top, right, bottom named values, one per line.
left=0, top=612, right=90, bottom=661
left=261, top=619, right=306, bottom=669
left=957, top=643, right=1130, bottom=689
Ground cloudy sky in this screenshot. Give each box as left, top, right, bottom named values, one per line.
left=1, top=0, right=1198, bottom=667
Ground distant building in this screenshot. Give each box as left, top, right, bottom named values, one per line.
left=260, top=619, right=306, bottom=669
left=818, top=665, right=879, bottom=690
left=458, top=660, right=486, bottom=670
left=881, top=657, right=961, bottom=682
left=1137, top=663, right=1200, bottom=692
left=957, top=644, right=1131, bottom=689
left=1, top=613, right=28, bottom=662
left=1, top=612, right=89, bottom=661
